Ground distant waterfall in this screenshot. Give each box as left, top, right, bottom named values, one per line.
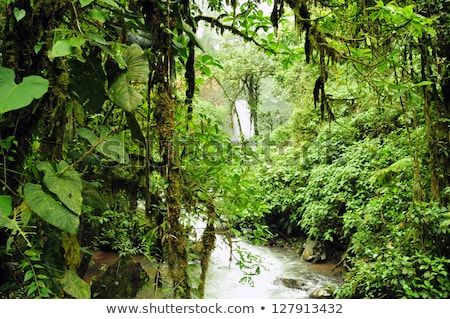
left=232, top=99, right=254, bottom=141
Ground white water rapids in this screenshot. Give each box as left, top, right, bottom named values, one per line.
left=204, top=236, right=342, bottom=299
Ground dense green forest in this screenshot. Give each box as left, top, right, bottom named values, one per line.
left=1, top=0, right=450, bottom=299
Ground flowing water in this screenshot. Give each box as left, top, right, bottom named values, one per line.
left=131, top=220, right=343, bottom=299
left=90, top=236, right=343, bottom=299
left=204, top=236, right=342, bottom=299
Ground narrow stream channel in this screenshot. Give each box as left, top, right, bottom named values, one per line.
left=204, top=236, right=342, bottom=299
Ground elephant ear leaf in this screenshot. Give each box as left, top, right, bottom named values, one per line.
left=108, top=44, right=149, bottom=112
left=0, top=67, right=49, bottom=115
left=24, top=183, right=79, bottom=234
left=36, top=161, right=83, bottom=216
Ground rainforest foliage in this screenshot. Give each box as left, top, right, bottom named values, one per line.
left=0, top=0, right=449, bottom=299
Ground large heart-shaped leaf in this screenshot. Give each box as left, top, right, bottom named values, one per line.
left=108, top=44, right=149, bottom=112
left=0, top=67, right=49, bottom=115
left=24, top=183, right=79, bottom=234
left=36, top=161, right=83, bottom=216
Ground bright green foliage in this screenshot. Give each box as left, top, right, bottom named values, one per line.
left=254, top=149, right=306, bottom=237
left=0, top=67, right=49, bottom=115
left=86, top=208, right=150, bottom=255
left=0, top=195, right=12, bottom=217
left=20, top=248, right=54, bottom=298
left=108, top=44, right=149, bottom=112
left=1, top=0, right=450, bottom=300
left=24, top=183, right=79, bottom=234
left=13, top=8, right=26, bottom=22
left=37, top=161, right=83, bottom=216
left=0, top=200, right=33, bottom=249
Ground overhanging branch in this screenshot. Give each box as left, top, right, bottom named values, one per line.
left=194, top=15, right=276, bottom=54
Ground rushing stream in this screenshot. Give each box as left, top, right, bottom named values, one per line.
left=204, top=236, right=342, bottom=299
left=90, top=236, right=343, bottom=299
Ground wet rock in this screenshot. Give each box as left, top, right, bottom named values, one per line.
left=309, top=286, right=334, bottom=299
left=301, top=237, right=326, bottom=263
left=273, top=277, right=306, bottom=289
left=91, top=255, right=149, bottom=298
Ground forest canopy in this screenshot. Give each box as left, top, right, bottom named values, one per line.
left=1, top=0, right=450, bottom=299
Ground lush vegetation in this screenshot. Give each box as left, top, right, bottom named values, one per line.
left=1, top=0, right=449, bottom=299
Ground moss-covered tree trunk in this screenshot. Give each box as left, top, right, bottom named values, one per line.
left=140, top=0, right=191, bottom=298
left=420, top=3, right=450, bottom=204
left=198, top=199, right=216, bottom=298
left=154, top=86, right=190, bottom=298
left=1, top=0, right=71, bottom=196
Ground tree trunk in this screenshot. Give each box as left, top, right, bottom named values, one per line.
left=420, top=3, right=450, bottom=204
left=154, top=86, right=190, bottom=298
left=1, top=0, right=71, bottom=196
left=198, top=199, right=216, bottom=298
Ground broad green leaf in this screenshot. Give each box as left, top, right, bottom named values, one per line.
left=79, top=0, right=95, bottom=7
left=27, top=284, right=37, bottom=296
left=24, top=270, right=34, bottom=282
left=0, top=195, right=12, bottom=217
left=69, top=37, right=86, bottom=48
left=48, top=39, right=74, bottom=60
left=108, top=44, right=149, bottom=112
left=34, top=43, right=43, bottom=54
left=13, top=8, right=26, bottom=21
left=122, top=44, right=150, bottom=82
left=61, top=269, right=91, bottom=299
left=24, top=183, right=79, bottom=234
left=76, top=127, right=99, bottom=145
left=0, top=67, right=49, bottom=115
left=24, top=249, right=37, bottom=257
left=98, top=0, right=119, bottom=8
left=88, top=8, right=107, bottom=23
left=86, top=32, right=107, bottom=45
left=36, top=161, right=83, bottom=215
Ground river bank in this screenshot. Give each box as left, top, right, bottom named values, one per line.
left=83, top=235, right=344, bottom=299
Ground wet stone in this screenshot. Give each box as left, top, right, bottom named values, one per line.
left=273, top=277, right=306, bottom=289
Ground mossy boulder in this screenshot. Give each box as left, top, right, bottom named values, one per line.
left=91, top=256, right=149, bottom=298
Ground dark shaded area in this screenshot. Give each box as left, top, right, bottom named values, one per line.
left=90, top=255, right=149, bottom=299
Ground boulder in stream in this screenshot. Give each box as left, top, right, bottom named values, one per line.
left=301, top=237, right=326, bottom=263
left=273, top=277, right=306, bottom=289
left=309, top=286, right=334, bottom=299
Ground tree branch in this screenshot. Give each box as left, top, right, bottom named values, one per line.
left=195, top=15, right=276, bottom=54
